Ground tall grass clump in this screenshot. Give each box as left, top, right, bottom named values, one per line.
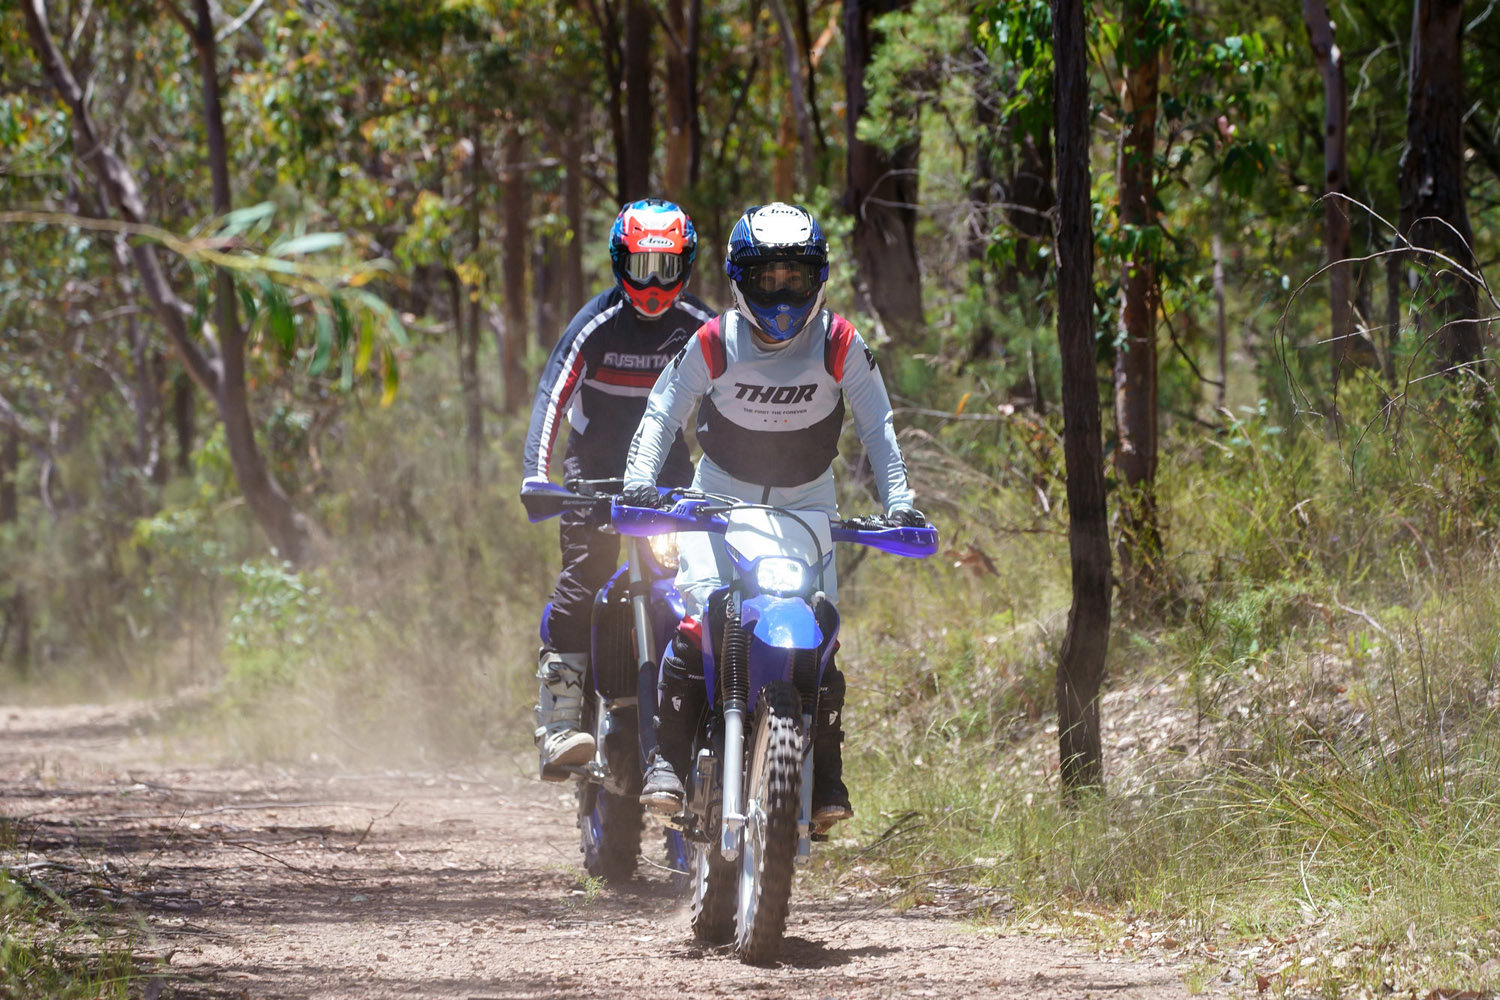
left=0, top=873, right=142, bottom=999
left=831, top=382, right=1500, bottom=997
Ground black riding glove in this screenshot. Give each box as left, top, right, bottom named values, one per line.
left=889, top=507, right=927, bottom=528
left=621, top=483, right=663, bottom=509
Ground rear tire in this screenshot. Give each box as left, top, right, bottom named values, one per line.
left=733, top=681, right=803, bottom=965
left=664, top=829, right=692, bottom=891
left=576, top=708, right=643, bottom=883
left=577, top=782, right=643, bottom=882
left=690, top=834, right=737, bottom=943
left=688, top=732, right=734, bottom=943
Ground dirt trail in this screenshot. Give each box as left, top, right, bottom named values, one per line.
left=0, top=701, right=1224, bottom=999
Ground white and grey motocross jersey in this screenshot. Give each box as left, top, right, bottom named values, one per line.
left=625, top=308, right=915, bottom=512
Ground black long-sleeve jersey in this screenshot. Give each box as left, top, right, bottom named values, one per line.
left=523, top=287, right=716, bottom=481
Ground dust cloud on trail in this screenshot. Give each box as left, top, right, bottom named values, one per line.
left=0, top=702, right=1224, bottom=999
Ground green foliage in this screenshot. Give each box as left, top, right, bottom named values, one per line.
left=828, top=373, right=1500, bottom=995
left=0, top=875, right=140, bottom=999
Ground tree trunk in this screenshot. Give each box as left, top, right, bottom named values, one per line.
left=622, top=0, right=654, bottom=201
left=191, top=0, right=309, bottom=563
left=1212, top=226, right=1228, bottom=412
left=964, top=63, right=1003, bottom=368
left=21, top=1, right=217, bottom=393
left=584, top=0, right=629, bottom=205
left=1052, top=0, right=1112, bottom=796
left=0, top=430, right=28, bottom=671
left=795, top=0, right=829, bottom=158
left=1400, top=0, right=1480, bottom=367
left=448, top=270, right=483, bottom=487
left=1385, top=232, right=1403, bottom=385
left=562, top=93, right=587, bottom=315
left=844, top=0, right=924, bottom=343
left=173, top=370, right=196, bottom=475
left=1113, top=0, right=1162, bottom=594
left=687, top=0, right=703, bottom=186
left=662, top=0, right=698, bottom=199
left=502, top=127, right=531, bottom=412
left=1302, top=0, right=1354, bottom=386
left=127, top=310, right=163, bottom=482
left=534, top=233, right=561, bottom=351
left=964, top=62, right=1054, bottom=386
left=22, top=0, right=313, bottom=562
left=774, top=111, right=797, bottom=201
left=769, top=0, right=817, bottom=190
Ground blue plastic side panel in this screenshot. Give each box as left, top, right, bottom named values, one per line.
left=818, top=599, right=841, bottom=667
left=587, top=564, right=633, bottom=694
left=741, top=595, right=822, bottom=650
left=746, top=635, right=795, bottom=712
left=539, top=602, right=554, bottom=648
left=701, top=586, right=729, bottom=710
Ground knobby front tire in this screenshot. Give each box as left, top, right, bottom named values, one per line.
left=733, top=681, right=803, bottom=965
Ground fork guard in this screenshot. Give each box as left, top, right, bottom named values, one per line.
left=739, top=595, right=822, bottom=650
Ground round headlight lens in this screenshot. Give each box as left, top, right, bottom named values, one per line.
left=754, top=556, right=808, bottom=595
left=647, top=532, right=680, bottom=571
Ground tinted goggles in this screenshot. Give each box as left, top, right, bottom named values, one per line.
left=624, top=250, right=684, bottom=286
left=742, top=259, right=822, bottom=297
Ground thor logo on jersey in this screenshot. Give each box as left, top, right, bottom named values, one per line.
left=732, top=383, right=817, bottom=405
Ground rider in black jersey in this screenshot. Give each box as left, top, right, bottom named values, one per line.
left=521, top=199, right=715, bottom=780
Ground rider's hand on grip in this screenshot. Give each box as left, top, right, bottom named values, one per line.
left=889, top=507, right=927, bottom=528
left=621, top=482, right=663, bottom=509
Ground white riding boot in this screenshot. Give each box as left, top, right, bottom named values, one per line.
left=534, top=650, right=595, bottom=780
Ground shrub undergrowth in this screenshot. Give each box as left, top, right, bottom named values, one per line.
left=830, top=384, right=1500, bottom=998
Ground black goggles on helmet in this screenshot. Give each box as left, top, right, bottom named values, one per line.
left=623, top=250, right=685, bottom=287
left=740, top=258, right=823, bottom=299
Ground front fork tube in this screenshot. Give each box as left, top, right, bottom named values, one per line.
left=719, top=705, right=745, bottom=862
left=797, top=714, right=814, bottom=866
left=626, top=540, right=655, bottom=681
left=589, top=695, right=614, bottom=779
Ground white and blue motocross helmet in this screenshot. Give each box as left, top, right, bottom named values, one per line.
left=725, top=203, right=829, bottom=342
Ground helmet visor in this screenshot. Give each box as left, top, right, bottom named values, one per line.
left=742, top=259, right=822, bottom=299
left=624, top=250, right=684, bottom=286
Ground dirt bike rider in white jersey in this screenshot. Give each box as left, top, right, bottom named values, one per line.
left=521, top=199, right=716, bottom=780
left=619, top=202, right=926, bottom=827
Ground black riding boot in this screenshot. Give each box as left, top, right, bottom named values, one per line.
left=811, top=657, right=853, bottom=826
left=640, top=631, right=705, bottom=812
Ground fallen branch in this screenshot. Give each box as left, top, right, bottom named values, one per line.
left=234, top=843, right=362, bottom=883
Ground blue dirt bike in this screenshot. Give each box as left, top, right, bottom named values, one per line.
left=523, top=479, right=692, bottom=883
left=612, top=490, right=938, bottom=964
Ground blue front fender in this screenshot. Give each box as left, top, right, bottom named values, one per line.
left=740, top=595, right=822, bottom=650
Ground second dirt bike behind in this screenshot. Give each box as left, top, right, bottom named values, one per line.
left=523, top=478, right=692, bottom=883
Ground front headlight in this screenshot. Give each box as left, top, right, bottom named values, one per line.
left=754, top=556, right=809, bottom=595
left=648, top=532, right=680, bottom=571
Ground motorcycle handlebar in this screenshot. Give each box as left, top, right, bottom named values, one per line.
left=526, top=482, right=939, bottom=556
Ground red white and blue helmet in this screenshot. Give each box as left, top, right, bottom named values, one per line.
left=725, top=203, right=829, bottom=342
left=609, top=199, right=697, bottom=319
